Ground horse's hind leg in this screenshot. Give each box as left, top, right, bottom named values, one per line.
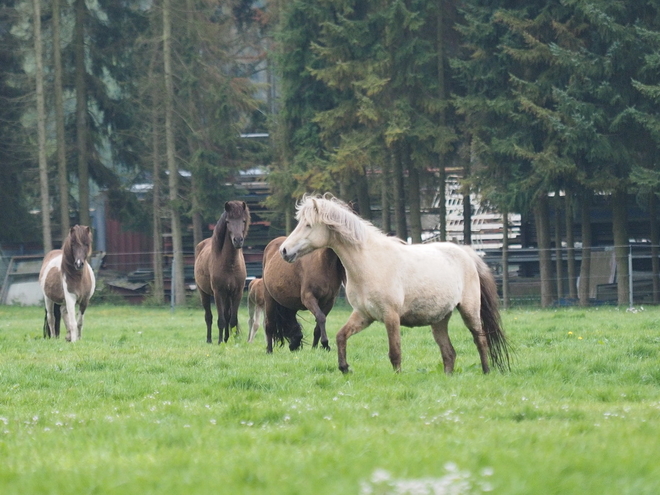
left=457, top=303, right=490, bottom=374
left=200, top=291, right=213, bottom=344
left=431, top=314, right=456, bottom=374
left=43, top=299, right=54, bottom=338
left=247, top=296, right=257, bottom=342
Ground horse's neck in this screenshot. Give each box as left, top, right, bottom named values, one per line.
left=212, top=225, right=240, bottom=259
left=321, top=248, right=346, bottom=282
left=328, top=232, right=376, bottom=282
left=61, top=242, right=81, bottom=281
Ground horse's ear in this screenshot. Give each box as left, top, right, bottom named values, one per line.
left=312, top=198, right=319, bottom=213
left=242, top=201, right=247, bottom=210
left=85, top=226, right=91, bottom=236
left=70, top=226, right=76, bottom=236
left=224, top=202, right=231, bottom=212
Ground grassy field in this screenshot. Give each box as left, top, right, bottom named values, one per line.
left=1, top=300, right=659, bottom=494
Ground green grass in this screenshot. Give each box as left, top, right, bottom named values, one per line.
left=1, top=301, right=659, bottom=494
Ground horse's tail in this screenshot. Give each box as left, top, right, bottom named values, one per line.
left=271, top=302, right=304, bottom=351
left=468, top=249, right=511, bottom=372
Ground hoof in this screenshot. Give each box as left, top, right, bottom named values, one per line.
left=322, top=342, right=331, bottom=352
left=339, top=365, right=351, bottom=374
left=289, top=336, right=303, bottom=351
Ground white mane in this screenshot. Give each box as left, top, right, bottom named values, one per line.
left=296, top=194, right=384, bottom=245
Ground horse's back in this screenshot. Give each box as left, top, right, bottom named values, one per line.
left=194, top=238, right=213, bottom=293
left=248, top=278, right=265, bottom=307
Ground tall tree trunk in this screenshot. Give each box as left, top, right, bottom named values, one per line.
left=185, top=0, right=204, bottom=250
left=191, top=163, right=203, bottom=248
left=164, top=0, right=186, bottom=306
left=650, top=192, right=659, bottom=304
left=392, top=143, right=407, bottom=240
left=151, top=69, right=164, bottom=306
left=463, top=190, right=472, bottom=245
left=381, top=151, right=391, bottom=234
left=53, top=0, right=69, bottom=236
left=408, top=163, right=422, bottom=243
left=33, top=0, right=52, bottom=252
left=535, top=195, right=553, bottom=307
left=502, top=208, right=510, bottom=309
left=285, top=207, right=293, bottom=235
left=554, top=193, right=563, bottom=299
left=463, top=139, right=474, bottom=245
left=74, top=0, right=90, bottom=227
left=578, top=193, right=592, bottom=306
left=612, top=187, right=629, bottom=306
left=355, top=172, right=371, bottom=221
left=436, top=2, right=446, bottom=242
left=565, top=193, right=577, bottom=299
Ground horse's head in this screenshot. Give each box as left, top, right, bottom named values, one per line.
left=224, top=201, right=250, bottom=249
left=280, top=197, right=332, bottom=263
left=69, top=225, right=92, bottom=270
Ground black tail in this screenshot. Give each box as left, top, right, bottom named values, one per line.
left=271, top=302, right=304, bottom=351
left=475, top=257, right=511, bottom=372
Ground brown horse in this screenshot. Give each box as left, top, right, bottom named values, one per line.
left=39, top=225, right=96, bottom=342
left=262, top=236, right=346, bottom=353
left=247, top=278, right=265, bottom=343
left=194, top=201, right=250, bottom=344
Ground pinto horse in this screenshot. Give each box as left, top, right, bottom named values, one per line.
left=262, top=236, right=345, bottom=353
left=279, top=195, right=510, bottom=374
left=39, top=225, right=96, bottom=342
left=194, top=201, right=250, bottom=344
left=247, top=278, right=265, bottom=343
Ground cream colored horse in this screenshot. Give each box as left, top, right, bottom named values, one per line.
left=279, top=195, right=510, bottom=374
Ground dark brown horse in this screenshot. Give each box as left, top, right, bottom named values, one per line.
left=194, top=201, right=250, bottom=344
left=39, top=225, right=96, bottom=342
left=247, top=277, right=265, bottom=343
left=262, top=236, right=346, bottom=353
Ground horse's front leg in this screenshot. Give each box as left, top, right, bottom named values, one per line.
left=302, top=294, right=329, bottom=350
left=214, top=297, right=228, bottom=344
left=229, top=289, right=243, bottom=340
left=77, top=299, right=88, bottom=338
left=63, top=291, right=79, bottom=342
left=336, top=311, right=373, bottom=373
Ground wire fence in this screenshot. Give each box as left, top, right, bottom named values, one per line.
left=2, top=244, right=659, bottom=308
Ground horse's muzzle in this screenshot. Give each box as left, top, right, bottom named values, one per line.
left=280, top=247, right=296, bottom=263
left=232, top=237, right=245, bottom=249
left=74, top=259, right=84, bottom=270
